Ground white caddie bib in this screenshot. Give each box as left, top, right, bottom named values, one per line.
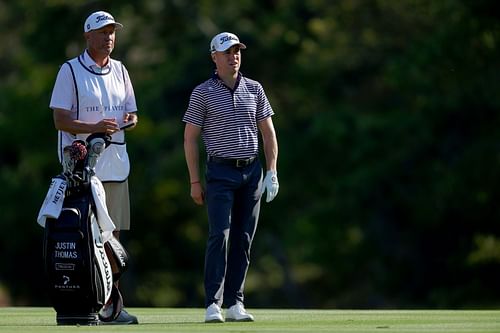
left=60, top=56, right=131, bottom=182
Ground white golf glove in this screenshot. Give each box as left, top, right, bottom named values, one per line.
left=261, top=170, right=279, bottom=203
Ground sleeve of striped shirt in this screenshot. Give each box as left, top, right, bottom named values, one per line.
left=183, top=85, right=206, bottom=127
left=256, top=82, right=274, bottom=121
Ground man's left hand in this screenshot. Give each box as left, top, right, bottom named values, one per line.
left=261, top=170, right=279, bottom=203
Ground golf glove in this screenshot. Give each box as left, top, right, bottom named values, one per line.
left=261, top=170, right=279, bottom=203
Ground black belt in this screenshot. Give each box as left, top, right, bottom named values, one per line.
left=208, top=155, right=257, bottom=168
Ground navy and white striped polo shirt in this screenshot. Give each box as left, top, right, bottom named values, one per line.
left=183, top=73, right=274, bottom=159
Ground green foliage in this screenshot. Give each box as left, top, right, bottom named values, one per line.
left=1, top=0, right=500, bottom=308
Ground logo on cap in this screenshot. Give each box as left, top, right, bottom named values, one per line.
left=220, top=35, right=238, bottom=45
left=96, top=14, right=113, bottom=24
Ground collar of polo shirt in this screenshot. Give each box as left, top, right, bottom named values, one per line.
left=81, top=49, right=111, bottom=74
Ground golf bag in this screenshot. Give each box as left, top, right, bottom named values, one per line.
left=42, top=133, right=129, bottom=325
left=43, top=185, right=111, bottom=325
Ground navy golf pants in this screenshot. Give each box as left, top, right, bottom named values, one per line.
left=204, top=158, right=262, bottom=308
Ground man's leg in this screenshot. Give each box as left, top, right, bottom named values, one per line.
left=223, top=161, right=262, bottom=307
left=204, top=163, right=237, bottom=308
left=103, top=181, right=130, bottom=233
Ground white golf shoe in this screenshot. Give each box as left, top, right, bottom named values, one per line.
left=225, top=302, right=254, bottom=322
left=205, top=303, right=224, bottom=323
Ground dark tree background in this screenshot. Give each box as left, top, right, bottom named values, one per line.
left=1, top=0, right=499, bottom=308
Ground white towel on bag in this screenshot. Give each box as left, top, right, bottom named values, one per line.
left=37, top=176, right=116, bottom=242
left=37, top=177, right=67, bottom=227
left=90, top=176, right=116, bottom=242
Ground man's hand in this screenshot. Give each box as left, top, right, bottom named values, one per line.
left=121, top=113, right=138, bottom=130
left=190, top=182, right=204, bottom=205
left=261, top=170, right=279, bottom=203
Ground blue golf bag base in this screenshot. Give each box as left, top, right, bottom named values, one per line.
left=56, top=313, right=100, bottom=326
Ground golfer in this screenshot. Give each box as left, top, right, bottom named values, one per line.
left=183, top=32, right=279, bottom=323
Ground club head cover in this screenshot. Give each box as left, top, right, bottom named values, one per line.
left=85, top=132, right=112, bottom=148
left=104, top=235, right=130, bottom=281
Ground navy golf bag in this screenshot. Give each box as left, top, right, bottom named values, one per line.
left=43, top=184, right=111, bottom=325
left=42, top=133, right=129, bottom=325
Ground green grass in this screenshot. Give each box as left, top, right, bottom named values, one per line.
left=0, top=308, right=499, bottom=332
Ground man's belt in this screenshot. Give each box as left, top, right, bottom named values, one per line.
left=207, top=155, right=257, bottom=168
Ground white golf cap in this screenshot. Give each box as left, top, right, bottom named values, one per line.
left=210, top=32, right=247, bottom=53
left=84, top=11, right=123, bottom=33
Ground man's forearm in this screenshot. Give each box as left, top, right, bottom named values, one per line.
left=184, top=139, right=201, bottom=182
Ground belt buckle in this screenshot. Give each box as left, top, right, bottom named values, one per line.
left=236, top=159, right=246, bottom=168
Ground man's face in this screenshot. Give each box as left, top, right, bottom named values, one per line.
left=85, top=24, right=116, bottom=57
left=212, top=45, right=242, bottom=76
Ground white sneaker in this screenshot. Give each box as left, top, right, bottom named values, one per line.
left=205, top=303, right=224, bottom=323
left=225, top=302, right=254, bottom=322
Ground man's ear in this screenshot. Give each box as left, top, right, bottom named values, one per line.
left=211, top=53, right=216, bottom=63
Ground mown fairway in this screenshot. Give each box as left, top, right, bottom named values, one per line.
left=0, top=308, right=498, bottom=333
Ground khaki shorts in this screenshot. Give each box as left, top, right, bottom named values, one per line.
left=102, top=180, right=130, bottom=231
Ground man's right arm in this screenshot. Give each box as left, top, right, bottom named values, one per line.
left=184, top=123, right=204, bottom=205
